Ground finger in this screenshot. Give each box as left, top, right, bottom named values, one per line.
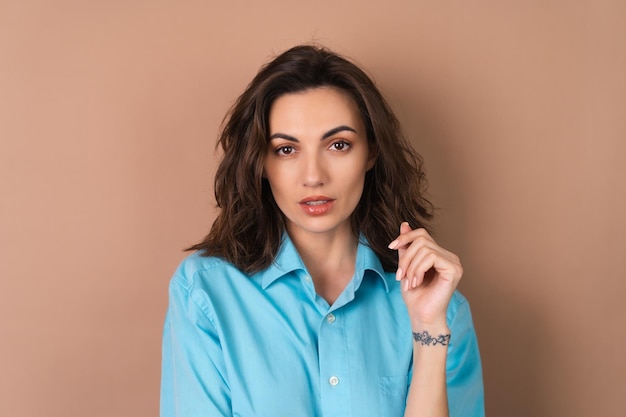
left=389, top=227, right=434, bottom=250
left=396, top=222, right=412, bottom=254
left=395, top=222, right=412, bottom=281
left=413, top=253, right=438, bottom=288
left=406, top=248, right=437, bottom=288
left=397, top=237, right=444, bottom=279
left=412, top=252, right=463, bottom=288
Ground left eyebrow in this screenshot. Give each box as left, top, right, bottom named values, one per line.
left=322, top=125, right=357, bottom=140
left=268, top=125, right=358, bottom=142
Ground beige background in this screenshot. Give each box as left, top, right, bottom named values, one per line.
left=1, top=0, right=624, bottom=416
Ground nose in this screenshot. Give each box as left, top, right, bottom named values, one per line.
left=302, top=152, right=325, bottom=187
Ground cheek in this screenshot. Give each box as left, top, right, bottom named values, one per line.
left=342, top=160, right=368, bottom=186
left=263, top=158, right=279, bottom=186
left=264, top=169, right=289, bottom=199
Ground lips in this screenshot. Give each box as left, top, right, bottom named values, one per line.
left=298, top=196, right=335, bottom=216
left=299, top=195, right=334, bottom=204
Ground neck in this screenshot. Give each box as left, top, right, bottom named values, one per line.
left=287, top=224, right=358, bottom=305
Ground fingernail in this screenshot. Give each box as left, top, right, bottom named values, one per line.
left=388, top=240, right=399, bottom=249
left=395, top=268, right=403, bottom=281
left=404, top=278, right=410, bottom=291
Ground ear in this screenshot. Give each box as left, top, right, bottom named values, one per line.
left=366, top=146, right=378, bottom=171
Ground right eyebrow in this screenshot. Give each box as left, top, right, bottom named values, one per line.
left=268, top=133, right=299, bottom=142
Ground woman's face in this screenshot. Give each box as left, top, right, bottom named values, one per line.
left=264, top=87, right=375, bottom=242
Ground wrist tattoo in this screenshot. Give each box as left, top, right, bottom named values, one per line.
left=412, top=330, right=451, bottom=346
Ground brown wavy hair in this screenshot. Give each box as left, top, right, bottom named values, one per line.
left=188, top=44, right=434, bottom=273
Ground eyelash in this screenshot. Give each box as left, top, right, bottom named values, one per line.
left=330, top=140, right=351, bottom=151
left=274, top=145, right=295, bottom=156
left=273, top=140, right=352, bottom=156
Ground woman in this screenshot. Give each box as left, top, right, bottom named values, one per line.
left=161, top=45, right=484, bottom=417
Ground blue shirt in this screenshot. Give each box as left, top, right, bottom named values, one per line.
left=161, top=235, right=484, bottom=417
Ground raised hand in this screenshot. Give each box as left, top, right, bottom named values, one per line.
left=388, top=222, right=463, bottom=330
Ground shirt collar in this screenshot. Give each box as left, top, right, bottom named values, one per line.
left=256, top=233, right=392, bottom=293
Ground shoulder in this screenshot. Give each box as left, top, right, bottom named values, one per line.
left=446, top=290, right=472, bottom=324
left=448, top=290, right=469, bottom=313
left=170, top=251, right=247, bottom=292
left=167, top=251, right=252, bottom=321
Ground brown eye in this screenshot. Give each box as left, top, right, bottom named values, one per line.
left=275, top=145, right=295, bottom=156
left=331, top=141, right=351, bottom=151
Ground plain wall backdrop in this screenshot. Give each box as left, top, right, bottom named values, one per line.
left=1, top=0, right=624, bottom=416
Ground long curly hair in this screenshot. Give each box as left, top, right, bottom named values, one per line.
left=187, top=44, right=433, bottom=273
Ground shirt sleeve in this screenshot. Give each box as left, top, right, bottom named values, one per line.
left=160, top=275, right=232, bottom=417
left=446, top=292, right=485, bottom=417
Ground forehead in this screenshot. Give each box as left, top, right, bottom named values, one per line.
left=268, top=87, right=363, bottom=133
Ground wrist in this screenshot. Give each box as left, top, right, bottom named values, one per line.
left=411, top=319, right=451, bottom=347
left=412, top=329, right=451, bottom=346
left=410, top=317, right=449, bottom=333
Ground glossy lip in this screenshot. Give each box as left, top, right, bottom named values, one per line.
left=298, top=196, right=335, bottom=216
left=298, top=195, right=334, bottom=204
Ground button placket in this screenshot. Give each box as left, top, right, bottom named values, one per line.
left=318, top=307, right=348, bottom=414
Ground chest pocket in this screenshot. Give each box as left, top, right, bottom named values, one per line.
left=379, top=374, right=409, bottom=416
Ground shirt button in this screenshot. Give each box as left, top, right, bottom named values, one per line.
left=326, top=313, right=336, bottom=324
left=304, top=275, right=311, bottom=282
left=329, top=376, right=339, bottom=386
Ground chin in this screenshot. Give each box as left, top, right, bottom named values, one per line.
left=287, top=216, right=352, bottom=237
